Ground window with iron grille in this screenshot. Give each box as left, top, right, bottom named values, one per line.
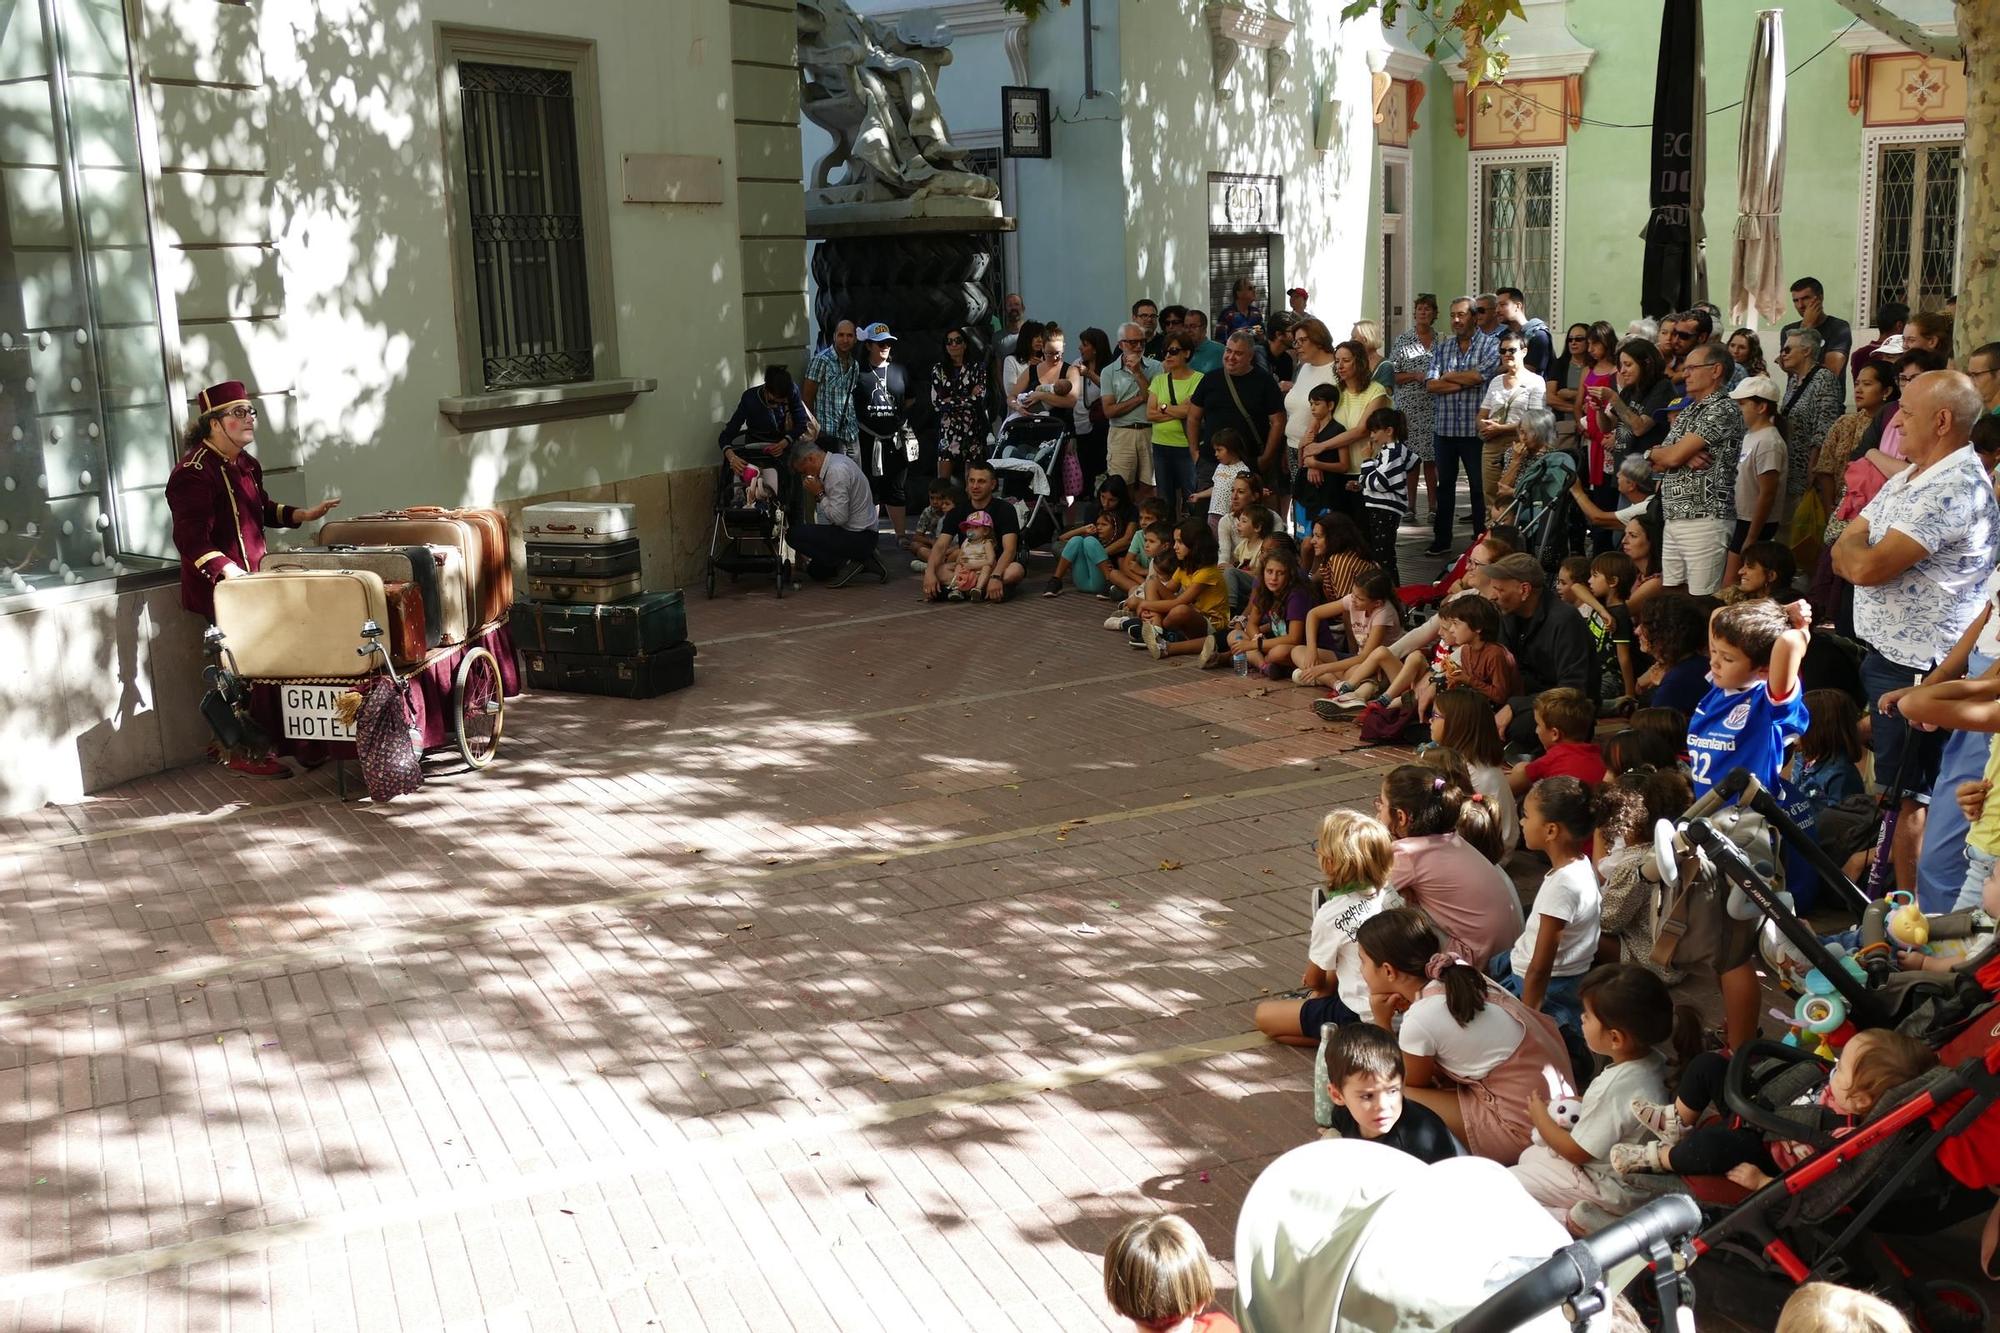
left=1208, top=238, right=1271, bottom=331
left=1473, top=153, right=1562, bottom=323
left=457, top=62, right=594, bottom=389
left=1868, top=139, right=1962, bottom=317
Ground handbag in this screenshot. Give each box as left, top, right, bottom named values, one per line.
left=355, top=675, right=423, bottom=801
left=198, top=663, right=268, bottom=755
left=1785, top=487, right=1827, bottom=570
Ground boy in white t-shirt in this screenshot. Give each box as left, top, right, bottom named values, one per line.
left=1498, top=777, right=1602, bottom=1033
left=1511, top=965, right=1677, bottom=1230
left=1724, top=375, right=1787, bottom=590
left=1254, top=810, right=1402, bottom=1048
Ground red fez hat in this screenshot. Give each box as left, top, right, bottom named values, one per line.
left=196, top=381, right=252, bottom=414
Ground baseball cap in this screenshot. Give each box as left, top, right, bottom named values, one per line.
left=859, top=321, right=896, bottom=343
left=962, top=508, right=994, bottom=528
left=1286, top=287, right=1309, bottom=299
left=1485, top=552, right=1546, bottom=585
left=1730, top=374, right=1781, bottom=403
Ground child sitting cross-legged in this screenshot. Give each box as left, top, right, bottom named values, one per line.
left=907, top=476, right=962, bottom=567
left=1254, top=808, right=1402, bottom=1046
left=1102, top=1215, right=1240, bottom=1333
left=1133, top=516, right=1230, bottom=666
left=1293, top=570, right=1404, bottom=699
left=1045, top=506, right=1124, bottom=599
left=1104, top=517, right=1175, bottom=619
left=1356, top=592, right=1520, bottom=724
left=1495, top=776, right=1603, bottom=1033
left=1613, top=1029, right=1937, bottom=1187
left=1429, top=690, right=1518, bottom=852
left=1226, top=535, right=1317, bottom=680
left=1510, top=965, right=1698, bottom=1229
left=1226, top=503, right=1279, bottom=611
left=1508, top=688, right=1608, bottom=796
left=1376, top=765, right=1523, bottom=968
left=1321, top=1022, right=1460, bottom=1163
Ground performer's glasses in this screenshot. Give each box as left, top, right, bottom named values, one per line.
left=225, top=406, right=258, bottom=422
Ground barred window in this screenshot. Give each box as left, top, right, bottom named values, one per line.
left=457, top=62, right=594, bottom=389
left=1475, top=157, right=1558, bottom=322
left=1869, top=139, right=1962, bottom=318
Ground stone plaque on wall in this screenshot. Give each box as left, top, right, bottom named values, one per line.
left=1207, top=173, right=1281, bottom=234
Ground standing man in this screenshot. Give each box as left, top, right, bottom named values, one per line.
left=1969, top=342, right=2000, bottom=417
left=1132, top=298, right=1163, bottom=358
left=1258, top=314, right=1297, bottom=384
left=852, top=322, right=916, bottom=544
left=1102, top=324, right=1161, bottom=499
left=167, top=379, right=340, bottom=777
left=1851, top=301, right=1908, bottom=385
left=1285, top=287, right=1311, bottom=320
left=1835, top=371, right=1998, bottom=897
left=1183, top=310, right=1226, bottom=374
left=787, top=440, right=884, bottom=586
left=1495, top=287, right=1552, bottom=377
left=994, top=292, right=1027, bottom=363
left=1779, top=277, right=1852, bottom=377
left=1473, top=293, right=1504, bottom=339
left=1187, top=332, right=1287, bottom=499
left=804, top=319, right=861, bottom=463
left=923, top=458, right=1024, bottom=602
left=1678, top=309, right=1745, bottom=388
left=1423, top=297, right=1500, bottom=555
left=1476, top=332, right=1545, bottom=509
left=1775, top=327, right=1844, bottom=512
left=1646, top=345, right=1743, bottom=596
left=1217, top=277, right=1264, bottom=338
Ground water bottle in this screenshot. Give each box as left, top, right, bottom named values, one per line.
left=1232, top=652, right=1249, bottom=677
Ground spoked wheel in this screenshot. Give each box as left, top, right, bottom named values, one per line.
left=452, top=646, right=503, bottom=768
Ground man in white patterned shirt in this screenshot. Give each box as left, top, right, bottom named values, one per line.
left=1646, top=344, right=1742, bottom=597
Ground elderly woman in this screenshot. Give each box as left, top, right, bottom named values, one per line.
left=1386, top=296, right=1440, bottom=522
left=1494, top=405, right=1560, bottom=507
left=1775, top=325, right=1846, bottom=510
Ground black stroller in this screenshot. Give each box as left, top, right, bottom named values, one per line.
left=991, top=413, right=1072, bottom=554
left=705, top=448, right=795, bottom=598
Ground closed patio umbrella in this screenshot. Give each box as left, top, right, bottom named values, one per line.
left=1731, top=10, right=1787, bottom=329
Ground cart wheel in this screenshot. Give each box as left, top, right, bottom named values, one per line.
left=706, top=566, right=717, bottom=599
left=452, top=646, right=503, bottom=768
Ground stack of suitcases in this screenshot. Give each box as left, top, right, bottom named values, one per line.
left=509, top=500, right=697, bottom=697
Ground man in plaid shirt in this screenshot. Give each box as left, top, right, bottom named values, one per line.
left=804, top=320, right=861, bottom=461
left=1425, top=296, right=1500, bottom=554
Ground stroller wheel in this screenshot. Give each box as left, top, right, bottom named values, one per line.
left=1916, top=1280, right=1989, bottom=1332
left=705, top=566, right=717, bottom=599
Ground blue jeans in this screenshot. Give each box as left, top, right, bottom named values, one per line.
left=1492, top=957, right=1584, bottom=1033
left=1431, top=433, right=1484, bottom=547
left=1917, top=648, right=1996, bottom=912
left=1059, top=534, right=1111, bottom=593
left=1152, top=443, right=1196, bottom=517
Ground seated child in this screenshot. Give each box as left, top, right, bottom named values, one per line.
left=1105, top=517, right=1174, bottom=614
left=1362, top=592, right=1518, bottom=722
left=1321, top=1023, right=1459, bottom=1164
left=1509, top=688, right=1609, bottom=795
left=1046, top=507, right=1123, bottom=598
left=1135, top=517, right=1230, bottom=667
left=1777, top=1283, right=1915, bottom=1333
left=1510, top=965, right=1691, bottom=1229
left=1614, top=1028, right=1937, bottom=1186
left=1376, top=765, right=1523, bottom=968
left=1254, top=809, right=1402, bottom=1045
left=1686, top=598, right=1809, bottom=799
left=1201, top=428, right=1253, bottom=559
left=1630, top=706, right=1690, bottom=771
left=1102, top=1215, right=1240, bottom=1333
left=1114, top=497, right=1171, bottom=585
left=939, top=509, right=997, bottom=601
left=1294, top=571, right=1404, bottom=697
left=1355, top=908, right=1575, bottom=1166
left=1415, top=744, right=1509, bottom=864
left=1429, top=690, right=1518, bottom=852
left=907, top=477, right=960, bottom=565
left=1497, top=776, right=1603, bottom=1032
left=1226, top=536, right=1317, bottom=679
left=1226, top=504, right=1278, bottom=611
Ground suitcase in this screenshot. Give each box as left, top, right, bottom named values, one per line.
left=381, top=579, right=428, bottom=665
left=525, top=537, right=640, bottom=579
left=510, top=590, right=687, bottom=656
left=212, top=569, right=390, bottom=678
left=259, top=544, right=447, bottom=649
left=521, top=501, right=636, bottom=545
left=412, top=506, right=513, bottom=627
left=320, top=513, right=488, bottom=631
left=524, top=641, right=697, bottom=699
left=524, top=571, right=642, bottom=605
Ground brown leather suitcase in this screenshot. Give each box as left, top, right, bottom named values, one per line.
left=319, top=513, right=486, bottom=633
left=212, top=570, right=390, bottom=678
left=408, top=505, right=512, bottom=629
left=382, top=579, right=428, bottom=665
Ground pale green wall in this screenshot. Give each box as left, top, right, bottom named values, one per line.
left=1416, top=0, right=1881, bottom=333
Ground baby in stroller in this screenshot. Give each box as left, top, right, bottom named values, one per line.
left=941, top=510, right=998, bottom=601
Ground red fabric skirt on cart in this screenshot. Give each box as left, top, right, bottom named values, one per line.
left=248, top=622, right=522, bottom=759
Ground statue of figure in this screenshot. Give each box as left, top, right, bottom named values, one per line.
left=798, top=0, right=1001, bottom=207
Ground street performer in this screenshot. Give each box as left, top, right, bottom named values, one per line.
left=165, top=379, right=339, bottom=776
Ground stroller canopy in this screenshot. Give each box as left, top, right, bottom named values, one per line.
left=1233, top=1140, right=1586, bottom=1331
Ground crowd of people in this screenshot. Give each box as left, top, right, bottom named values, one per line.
left=726, top=282, right=2000, bottom=1324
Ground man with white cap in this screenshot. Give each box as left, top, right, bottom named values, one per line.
left=1723, top=373, right=1786, bottom=589
left=852, top=320, right=916, bottom=543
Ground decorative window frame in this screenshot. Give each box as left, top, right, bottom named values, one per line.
left=1379, top=145, right=1414, bottom=334
left=433, top=24, right=653, bottom=430
left=1854, top=122, right=1967, bottom=322
left=1467, top=146, right=1566, bottom=323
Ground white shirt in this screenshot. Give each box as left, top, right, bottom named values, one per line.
left=1509, top=858, right=1602, bottom=980
left=1571, top=1053, right=1669, bottom=1160
left=815, top=451, right=876, bottom=532
left=1307, top=887, right=1404, bottom=1016
left=1734, top=424, right=1786, bottom=523
left=1284, top=359, right=1340, bottom=449
left=1209, top=461, right=1249, bottom=516
left=1973, top=567, right=2000, bottom=660
left=1853, top=444, right=2000, bottom=669
left=1479, top=370, right=1547, bottom=424
left=1400, top=987, right=1525, bottom=1080
left=1470, top=763, right=1520, bottom=852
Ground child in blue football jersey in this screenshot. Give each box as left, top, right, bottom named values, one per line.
left=1686, top=599, right=1811, bottom=798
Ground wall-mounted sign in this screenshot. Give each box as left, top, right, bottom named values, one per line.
left=1002, top=86, right=1051, bottom=158
left=1207, top=172, right=1282, bottom=233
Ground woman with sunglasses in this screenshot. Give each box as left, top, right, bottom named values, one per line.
left=166, top=378, right=342, bottom=777
left=1146, top=337, right=1206, bottom=515
left=930, top=327, right=989, bottom=477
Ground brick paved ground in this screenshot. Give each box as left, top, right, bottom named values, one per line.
left=0, top=521, right=1977, bottom=1330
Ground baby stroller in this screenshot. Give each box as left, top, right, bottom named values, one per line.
left=990, top=415, right=1070, bottom=553
left=705, top=449, right=794, bottom=598
left=1497, top=447, right=1578, bottom=575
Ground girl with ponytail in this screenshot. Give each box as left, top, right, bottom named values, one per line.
left=1356, top=908, right=1577, bottom=1165
left=1376, top=765, right=1522, bottom=969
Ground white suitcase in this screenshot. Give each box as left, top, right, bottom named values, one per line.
left=212, top=570, right=390, bottom=678
left=262, top=544, right=471, bottom=647
left=521, top=501, right=637, bottom=545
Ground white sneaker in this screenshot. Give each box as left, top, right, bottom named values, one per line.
left=1142, top=621, right=1167, bottom=659
left=910, top=558, right=927, bottom=573
left=1104, top=613, right=1128, bottom=631
left=1197, top=631, right=1220, bottom=668
left=1291, top=668, right=1308, bottom=685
